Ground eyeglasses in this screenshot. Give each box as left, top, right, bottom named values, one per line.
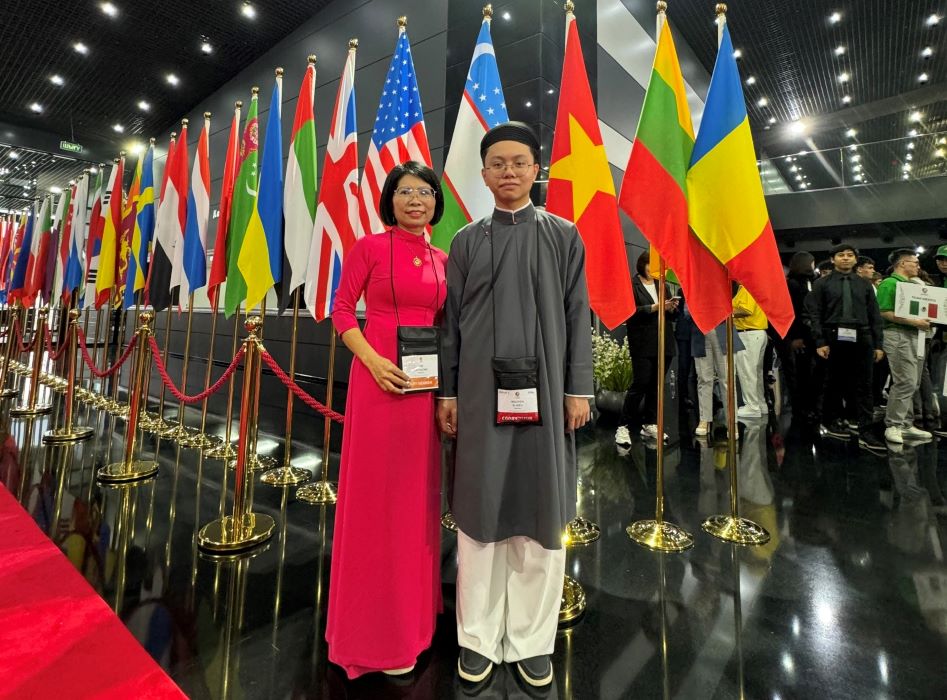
left=485, top=161, right=535, bottom=175
left=394, top=186, right=436, bottom=199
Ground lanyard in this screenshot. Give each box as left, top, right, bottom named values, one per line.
left=388, top=230, right=441, bottom=327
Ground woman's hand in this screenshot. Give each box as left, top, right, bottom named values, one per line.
left=364, top=353, right=411, bottom=393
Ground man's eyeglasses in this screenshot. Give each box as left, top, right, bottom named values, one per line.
left=394, top=187, right=436, bottom=199
left=485, top=161, right=535, bottom=175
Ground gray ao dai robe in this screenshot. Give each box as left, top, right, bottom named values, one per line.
left=440, top=203, right=594, bottom=549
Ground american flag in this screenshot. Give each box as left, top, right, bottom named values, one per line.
left=357, top=25, right=433, bottom=237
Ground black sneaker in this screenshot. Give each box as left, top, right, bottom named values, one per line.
left=858, top=433, right=887, bottom=455
left=844, top=420, right=859, bottom=436
left=821, top=420, right=850, bottom=440
left=516, top=655, right=553, bottom=687
left=933, top=425, right=947, bottom=438
left=458, top=648, right=493, bottom=683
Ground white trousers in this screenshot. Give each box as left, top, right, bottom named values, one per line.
left=735, top=329, right=768, bottom=413
left=695, top=331, right=729, bottom=422
left=456, top=529, right=566, bottom=664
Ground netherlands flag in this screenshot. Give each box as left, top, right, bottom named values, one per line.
left=180, top=114, right=211, bottom=303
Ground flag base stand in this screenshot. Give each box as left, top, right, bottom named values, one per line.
left=559, top=575, right=586, bottom=624
left=43, top=426, right=94, bottom=444
left=563, top=516, right=600, bottom=546
left=0, top=388, right=18, bottom=399
left=627, top=519, right=694, bottom=552
left=441, top=511, right=458, bottom=532
left=260, top=465, right=311, bottom=486
left=198, top=513, right=276, bottom=554
left=701, top=515, right=770, bottom=545
left=227, top=454, right=277, bottom=472
left=206, top=442, right=237, bottom=461
left=297, top=480, right=337, bottom=505
left=97, top=459, right=159, bottom=484
left=10, top=402, right=52, bottom=417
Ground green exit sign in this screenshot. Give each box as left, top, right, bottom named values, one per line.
left=59, top=140, right=82, bottom=153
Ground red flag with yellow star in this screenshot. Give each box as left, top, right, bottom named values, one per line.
left=546, top=10, right=634, bottom=330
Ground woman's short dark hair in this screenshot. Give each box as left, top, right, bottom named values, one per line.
left=378, top=161, right=444, bottom=227
left=635, top=250, right=650, bottom=277
left=787, top=251, right=815, bottom=276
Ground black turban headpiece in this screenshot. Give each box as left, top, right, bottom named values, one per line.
left=480, top=121, right=540, bottom=160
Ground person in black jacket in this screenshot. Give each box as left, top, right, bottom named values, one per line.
left=804, top=243, right=886, bottom=453
left=616, top=251, right=678, bottom=447
left=784, top=252, right=818, bottom=424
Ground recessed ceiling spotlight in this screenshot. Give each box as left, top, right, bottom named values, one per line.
left=917, top=246, right=926, bottom=254
left=525, top=100, right=533, bottom=108
left=50, top=74, right=64, bottom=86
left=795, top=175, right=803, bottom=182
left=241, top=1, right=256, bottom=19
left=834, top=45, right=846, bottom=56
left=757, top=97, right=769, bottom=108
left=903, top=172, right=910, bottom=180
left=838, top=71, right=850, bottom=83
left=73, top=41, right=89, bottom=55
left=854, top=174, right=863, bottom=182
left=200, top=38, right=213, bottom=54
left=919, top=73, right=929, bottom=83
left=112, top=123, right=124, bottom=133
left=790, top=166, right=799, bottom=173
left=800, top=183, right=808, bottom=189
left=909, top=129, right=919, bottom=137
left=910, top=111, right=923, bottom=123
left=7, top=151, right=19, bottom=159
left=166, top=73, right=180, bottom=86
left=745, top=76, right=756, bottom=86
left=732, top=48, right=743, bottom=59
left=29, top=102, right=43, bottom=113
left=829, top=12, right=842, bottom=24
left=137, top=99, right=150, bottom=111
left=908, top=142, right=916, bottom=150
left=848, top=145, right=858, bottom=151
left=922, top=46, right=933, bottom=59
left=903, top=163, right=912, bottom=171
left=851, top=154, right=861, bottom=162
left=99, top=2, right=118, bottom=18
left=768, top=117, right=777, bottom=125
left=926, top=14, right=941, bottom=27
left=842, top=95, right=853, bottom=104
left=89, top=166, right=98, bottom=174
left=502, top=11, right=511, bottom=21
left=50, top=185, right=62, bottom=194
left=853, top=163, right=862, bottom=171
left=789, top=120, right=808, bottom=137
left=936, top=148, right=946, bottom=159
left=906, top=153, right=913, bottom=161
left=845, top=128, right=857, bottom=138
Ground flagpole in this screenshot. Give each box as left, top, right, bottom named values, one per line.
left=701, top=3, right=769, bottom=546
left=297, top=324, right=338, bottom=504
left=154, top=305, right=173, bottom=431
left=262, top=288, right=310, bottom=485
left=166, top=292, right=198, bottom=445
left=197, top=296, right=221, bottom=449
left=627, top=0, right=694, bottom=553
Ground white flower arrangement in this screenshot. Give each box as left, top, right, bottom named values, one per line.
left=591, top=328, right=632, bottom=392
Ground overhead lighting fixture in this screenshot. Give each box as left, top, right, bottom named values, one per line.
left=89, top=166, right=98, bottom=174
left=851, top=154, right=861, bottom=162
left=7, top=151, right=19, bottom=159
left=922, top=46, right=933, bottom=59
left=241, top=1, right=256, bottom=19
left=757, top=97, right=769, bottom=107
left=854, top=174, right=863, bottom=182
left=936, top=148, right=946, bottom=159
left=745, top=76, right=756, bottom=86
left=910, top=110, right=923, bottom=123
left=128, top=141, right=144, bottom=155
left=906, top=153, right=913, bottom=161
left=926, top=14, right=941, bottom=27
left=525, top=100, right=533, bottom=108
left=50, top=186, right=62, bottom=194
left=838, top=71, right=850, bottom=83
left=903, top=172, right=910, bottom=180
left=846, top=128, right=857, bottom=138
left=73, top=41, right=89, bottom=55
left=502, top=11, right=511, bottom=20
left=29, top=102, right=43, bottom=114
left=137, top=99, right=151, bottom=111
left=790, top=166, right=799, bottom=173
left=842, top=95, right=853, bottom=104
left=917, top=246, right=926, bottom=254
left=768, top=117, right=777, bottom=125
left=829, top=11, right=842, bottom=24
left=848, top=144, right=858, bottom=151
left=789, top=120, right=808, bottom=137
left=853, top=163, right=862, bottom=171
left=834, top=45, right=846, bottom=56
left=903, top=163, right=912, bottom=171
left=200, top=37, right=213, bottom=54
left=919, top=72, right=929, bottom=83
left=733, top=48, right=743, bottom=59
left=800, top=183, right=808, bottom=189
left=99, top=2, right=118, bottom=17
left=907, top=142, right=915, bottom=150
left=112, top=123, right=124, bottom=133
left=909, top=129, right=918, bottom=137
left=795, top=175, right=803, bottom=182
left=166, top=73, right=180, bottom=86
left=50, top=74, right=64, bottom=86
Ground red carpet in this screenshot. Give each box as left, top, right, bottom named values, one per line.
left=0, top=483, right=186, bottom=699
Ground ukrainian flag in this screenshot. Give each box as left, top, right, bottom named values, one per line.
left=687, top=24, right=793, bottom=337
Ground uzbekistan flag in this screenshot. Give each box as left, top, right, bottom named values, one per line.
left=207, top=103, right=241, bottom=310
left=431, top=12, right=508, bottom=252
left=125, top=141, right=156, bottom=309
left=619, top=16, right=731, bottom=334
left=546, top=10, right=634, bottom=330
left=63, top=173, right=90, bottom=302
left=149, top=122, right=188, bottom=312
left=304, top=40, right=358, bottom=322
left=224, top=91, right=260, bottom=318
left=181, top=114, right=212, bottom=302
left=282, top=58, right=318, bottom=304
left=95, top=155, right=124, bottom=308
left=687, top=24, right=793, bottom=336
left=238, top=72, right=283, bottom=311
left=357, top=22, right=433, bottom=237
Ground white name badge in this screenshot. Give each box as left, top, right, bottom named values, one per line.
left=496, top=387, right=540, bottom=423
left=837, top=327, right=857, bottom=343
left=401, top=353, right=439, bottom=392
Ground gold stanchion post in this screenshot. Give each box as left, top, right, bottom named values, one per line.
left=206, top=313, right=240, bottom=461
left=164, top=292, right=202, bottom=446
left=0, top=305, right=21, bottom=399
left=198, top=316, right=275, bottom=552
left=97, top=311, right=159, bottom=483
left=44, top=308, right=93, bottom=443
left=11, top=307, right=53, bottom=416
left=194, top=296, right=223, bottom=451
left=296, top=328, right=338, bottom=505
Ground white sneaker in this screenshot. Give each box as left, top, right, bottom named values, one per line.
left=884, top=426, right=903, bottom=444
left=640, top=424, right=669, bottom=441
left=903, top=425, right=933, bottom=442
left=695, top=421, right=711, bottom=437
left=615, top=425, right=632, bottom=447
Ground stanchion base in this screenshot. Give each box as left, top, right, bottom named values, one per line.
left=205, top=441, right=236, bottom=460
left=10, top=402, right=52, bottom=417
left=627, top=519, right=695, bottom=552
left=441, top=511, right=458, bottom=532
left=0, top=388, right=18, bottom=399
left=198, top=513, right=276, bottom=553
left=109, top=403, right=130, bottom=418
left=559, top=575, right=586, bottom=625
left=260, top=465, right=311, bottom=486
left=97, top=460, right=159, bottom=484
left=297, top=480, right=338, bottom=505
left=43, top=426, right=94, bottom=444
left=564, top=516, right=601, bottom=546
left=701, top=515, right=771, bottom=546
left=227, top=454, right=278, bottom=472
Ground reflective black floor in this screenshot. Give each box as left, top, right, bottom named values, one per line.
left=3, top=376, right=947, bottom=699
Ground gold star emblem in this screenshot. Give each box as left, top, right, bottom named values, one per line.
left=548, top=114, right=615, bottom=219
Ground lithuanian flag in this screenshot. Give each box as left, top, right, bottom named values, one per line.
left=687, top=24, right=793, bottom=337
left=619, top=18, right=731, bottom=334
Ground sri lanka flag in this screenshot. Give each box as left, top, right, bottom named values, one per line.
left=619, top=16, right=731, bottom=334
left=304, top=40, right=358, bottom=322
left=687, top=24, right=793, bottom=336
left=431, top=13, right=507, bottom=253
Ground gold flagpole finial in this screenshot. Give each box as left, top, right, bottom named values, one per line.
left=251, top=86, right=260, bottom=96
left=716, top=3, right=727, bottom=15
left=149, top=137, right=156, bottom=145
left=483, top=4, right=493, bottom=19
left=235, top=100, right=243, bottom=109
left=181, top=118, right=189, bottom=127
left=348, top=38, right=359, bottom=50
left=657, top=1, right=668, bottom=13
left=170, top=132, right=177, bottom=140
left=275, top=67, right=284, bottom=77
left=307, top=54, right=317, bottom=64
left=397, top=16, right=407, bottom=28
left=203, top=111, right=212, bottom=119
left=565, top=1, right=575, bottom=14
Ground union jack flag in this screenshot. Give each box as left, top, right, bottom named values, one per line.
left=356, top=24, right=432, bottom=238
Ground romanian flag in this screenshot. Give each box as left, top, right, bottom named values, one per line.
left=619, top=17, right=731, bottom=334
left=546, top=10, right=634, bottom=330
left=224, top=90, right=260, bottom=317
left=687, top=24, right=793, bottom=336
left=95, top=154, right=124, bottom=308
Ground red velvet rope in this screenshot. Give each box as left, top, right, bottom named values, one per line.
left=148, top=335, right=245, bottom=404
left=76, top=328, right=138, bottom=378
left=12, top=318, right=35, bottom=354
left=44, top=325, right=70, bottom=361
left=261, top=350, right=345, bottom=424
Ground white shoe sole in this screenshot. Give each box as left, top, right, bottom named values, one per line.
left=383, top=665, right=415, bottom=676
left=457, top=658, right=493, bottom=683
left=516, top=662, right=553, bottom=687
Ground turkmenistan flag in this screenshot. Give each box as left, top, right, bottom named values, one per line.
left=224, top=90, right=260, bottom=318
left=430, top=13, right=508, bottom=252
left=618, top=16, right=730, bottom=334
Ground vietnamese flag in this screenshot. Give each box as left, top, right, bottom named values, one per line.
left=546, top=9, right=634, bottom=330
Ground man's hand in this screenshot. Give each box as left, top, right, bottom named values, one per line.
left=914, top=318, right=931, bottom=330
left=437, top=399, right=457, bottom=438
left=874, top=349, right=885, bottom=363
left=816, top=345, right=830, bottom=359
left=564, top=396, right=591, bottom=432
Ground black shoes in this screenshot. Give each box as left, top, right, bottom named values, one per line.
left=858, top=432, right=887, bottom=455
left=821, top=420, right=850, bottom=440
left=458, top=648, right=494, bottom=684
left=516, top=655, right=553, bottom=687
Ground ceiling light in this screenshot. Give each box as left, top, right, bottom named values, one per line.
left=112, top=123, right=124, bottom=133
left=790, top=166, right=799, bottom=173
left=241, top=1, right=256, bottom=19
left=910, top=111, right=923, bottom=123
left=733, top=49, right=743, bottom=59
left=166, top=73, right=180, bottom=86
left=903, top=173, right=910, bottom=180
left=800, top=183, right=808, bottom=189
left=849, top=145, right=858, bottom=151
left=7, top=151, right=18, bottom=159
left=834, top=45, right=846, bottom=56
left=768, top=117, right=777, bottom=125
left=842, top=95, right=852, bottom=104
left=757, top=97, right=769, bottom=108
left=906, top=153, right=913, bottom=161
left=200, top=38, right=213, bottom=54
left=128, top=142, right=144, bottom=155
left=926, top=14, right=941, bottom=27
left=853, top=164, right=862, bottom=171
left=73, top=41, right=89, bottom=55
left=789, top=120, right=808, bottom=137
left=525, top=100, right=533, bottom=108
left=854, top=174, right=863, bottom=182
left=907, top=142, right=915, bottom=150
left=909, top=129, right=918, bottom=137
left=29, top=102, right=43, bottom=113
left=99, top=2, right=118, bottom=17
left=795, top=175, right=803, bottom=182
left=137, top=99, right=150, bottom=111
left=49, top=186, right=62, bottom=194
left=502, top=11, right=511, bottom=20
left=838, top=71, right=850, bottom=83
left=851, top=154, right=861, bottom=162
left=922, top=46, right=933, bottom=58
left=797, top=150, right=809, bottom=156
left=50, top=74, right=64, bottom=86
left=918, top=73, right=929, bottom=83
left=829, top=12, right=842, bottom=24
left=89, top=166, right=98, bottom=174
left=903, top=163, right=912, bottom=171
left=917, top=246, right=926, bottom=254
left=846, top=128, right=857, bottom=138
left=936, top=148, right=946, bottom=159
left=745, top=76, right=756, bottom=86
